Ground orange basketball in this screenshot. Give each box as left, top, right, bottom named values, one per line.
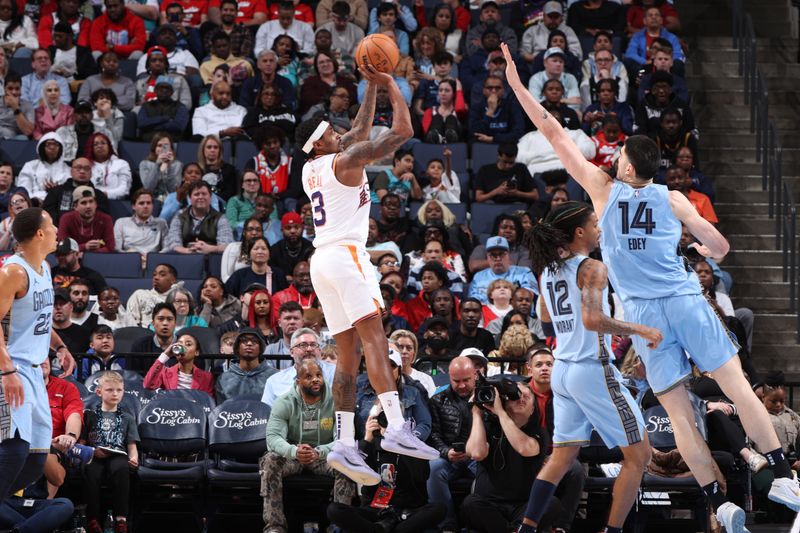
left=354, top=34, right=400, bottom=74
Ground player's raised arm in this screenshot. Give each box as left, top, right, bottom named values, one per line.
left=500, top=43, right=612, bottom=202
left=336, top=73, right=413, bottom=185
left=578, top=259, right=663, bottom=349
left=339, top=66, right=379, bottom=150
left=669, top=190, right=730, bottom=258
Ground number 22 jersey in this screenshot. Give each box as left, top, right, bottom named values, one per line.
left=598, top=181, right=701, bottom=303
left=302, top=153, right=372, bottom=249
left=3, top=255, right=54, bottom=365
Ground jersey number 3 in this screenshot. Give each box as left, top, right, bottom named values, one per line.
left=311, top=191, right=327, bottom=227
left=546, top=281, right=572, bottom=317
left=619, top=201, right=656, bottom=234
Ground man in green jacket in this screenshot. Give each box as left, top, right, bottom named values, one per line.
left=260, top=359, right=355, bottom=533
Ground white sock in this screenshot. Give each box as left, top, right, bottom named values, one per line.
left=335, top=411, right=355, bottom=446
left=378, top=391, right=405, bottom=429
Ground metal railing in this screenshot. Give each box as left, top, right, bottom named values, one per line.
left=732, top=0, right=799, bottom=342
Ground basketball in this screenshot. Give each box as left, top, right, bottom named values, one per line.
left=354, top=34, right=400, bottom=74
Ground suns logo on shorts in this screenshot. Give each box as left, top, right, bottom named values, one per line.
left=357, top=183, right=369, bottom=209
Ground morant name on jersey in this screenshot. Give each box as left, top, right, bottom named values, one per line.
left=555, top=318, right=575, bottom=334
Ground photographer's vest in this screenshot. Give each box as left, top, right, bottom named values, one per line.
left=179, top=208, right=222, bottom=246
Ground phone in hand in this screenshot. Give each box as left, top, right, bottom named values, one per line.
left=452, top=441, right=465, bottom=453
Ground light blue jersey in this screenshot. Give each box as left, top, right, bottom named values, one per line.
left=598, top=181, right=700, bottom=302
left=541, top=255, right=612, bottom=363
left=4, top=255, right=54, bottom=365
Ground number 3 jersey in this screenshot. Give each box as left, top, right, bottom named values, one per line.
left=3, top=255, right=54, bottom=365
left=599, top=181, right=701, bottom=303
left=542, top=255, right=612, bottom=363
left=302, top=153, right=371, bottom=249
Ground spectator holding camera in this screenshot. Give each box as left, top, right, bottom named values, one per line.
left=427, top=356, right=478, bottom=531
left=462, top=379, right=555, bottom=532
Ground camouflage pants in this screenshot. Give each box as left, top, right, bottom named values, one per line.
left=259, top=451, right=355, bottom=533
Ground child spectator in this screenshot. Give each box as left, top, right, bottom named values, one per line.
left=81, top=371, right=139, bottom=533
left=412, top=51, right=457, bottom=116
left=421, top=149, right=461, bottom=203
left=591, top=115, right=626, bottom=171
left=763, top=385, right=800, bottom=471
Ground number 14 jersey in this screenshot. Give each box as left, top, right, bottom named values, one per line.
left=599, top=181, right=701, bottom=303
left=302, top=153, right=372, bottom=250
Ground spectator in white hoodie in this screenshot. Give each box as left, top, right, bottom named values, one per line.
left=516, top=111, right=595, bottom=175
left=16, top=131, right=70, bottom=201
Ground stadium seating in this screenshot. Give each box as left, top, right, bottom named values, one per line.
left=146, top=252, right=205, bottom=279
left=118, top=141, right=151, bottom=167
left=180, top=325, right=221, bottom=355
left=469, top=202, right=528, bottom=236
left=106, top=277, right=151, bottom=302
left=82, top=251, right=142, bottom=278
left=156, top=388, right=217, bottom=415
left=0, top=140, right=37, bottom=173
left=206, top=398, right=270, bottom=488
left=470, top=143, right=499, bottom=171
left=112, top=326, right=153, bottom=353
left=412, top=142, right=468, bottom=175
left=233, top=141, right=259, bottom=171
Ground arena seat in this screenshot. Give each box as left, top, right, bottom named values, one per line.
left=84, top=369, right=144, bottom=392
left=118, top=141, right=152, bottom=166
left=207, top=253, right=223, bottom=278
left=470, top=142, right=499, bottom=171
left=180, top=325, right=221, bottom=355
left=156, top=389, right=216, bottom=415
left=119, top=59, right=138, bottom=82
left=106, top=277, right=151, bottom=302
left=412, top=142, right=468, bottom=174
left=82, top=252, right=142, bottom=278
left=177, top=139, right=232, bottom=164
left=111, top=326, right=154, bottom=353
left=469, top=202, right=528, bottom=235
left=233, top=141, right=258, bottom=171
left=206, top=398, right=271, bottom=488
left=146, top=252, right=205, bottom=279
left=0, top=139, right=37, bottom=172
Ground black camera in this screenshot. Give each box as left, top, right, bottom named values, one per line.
left=473, top=375, right=522, bottom=406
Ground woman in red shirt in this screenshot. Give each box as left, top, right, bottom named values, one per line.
left=143, top=332, right=215, bottom=396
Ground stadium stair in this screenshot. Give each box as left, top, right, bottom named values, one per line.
left=680, top=0, right=800, bottom=369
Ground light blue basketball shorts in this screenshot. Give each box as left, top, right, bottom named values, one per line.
left=0, top=362, right=52, bottom=453
left=625, top=293, right=740, bottom=396
left=551, top=358, right=645, bottom=449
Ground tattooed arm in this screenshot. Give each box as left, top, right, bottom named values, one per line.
left=332, top=370, right=357, bottom=412
left=336, top=72, right=413, bottom=187
left=339, top=81, right=377, bottom=150
left=578, top=259, right=663, bottom=349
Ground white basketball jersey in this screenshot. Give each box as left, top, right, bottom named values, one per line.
left=302, top=153, right=371, bottom=249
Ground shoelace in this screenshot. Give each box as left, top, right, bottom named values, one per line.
left=401, top=419, right=423, bottom=441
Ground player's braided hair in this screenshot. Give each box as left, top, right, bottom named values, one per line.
left=525, top=201, right=593, bottom=275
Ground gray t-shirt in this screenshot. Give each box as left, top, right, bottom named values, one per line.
left=83, top=409, right=140, bottom=452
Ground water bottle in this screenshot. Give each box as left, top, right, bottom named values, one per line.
left=103, top=510, right=114, bottom=533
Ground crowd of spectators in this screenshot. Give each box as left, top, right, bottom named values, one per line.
left=0, top=0, right=774, bottom=531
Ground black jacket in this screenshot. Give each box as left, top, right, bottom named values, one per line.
left=358, top=437, right=431, bottom=510
left=42, top=179, right=110, bottom=226
left=428, top=386, right=472, bottom=459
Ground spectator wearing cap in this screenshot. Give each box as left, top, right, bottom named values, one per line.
left=89, top=0, right=147, bottom=59
left=427, top=355, right=478, bottom=530
left=48, top=21, right=98, bottom=85
left=43, top=157, right=111, bottom=225
left=460, top=347, right=488, bottom=375
left=464, top=1, right=517, bottom=57
left=624, top=5, right=684, bottom=72
left=468, top=236, right=537, bottom=305
left=200, top=31, right=254, bottom=87
left=136, top=23, right=202, bottom=79
left=164, top=181, right=234, bottom=254
left=520, top=1, right=581, bottom=62
left=51, top=238, right=108, bottom=292
left=261, top=328, right=336, bottom=406
left=450, top=297, right=496, bottom=355
left=113, top=188, right=169, bottom=256
left=528, top=47, right=580, bottom=112
left=468, top=75, right=525, bottom=146
left=135, top=46, right=193, bottom=110
left=52, top=288, right=93, bottom=357
left=21, top=48, right=71, bottom=106
left=633, top=70, right=694, bottom=137
left=136, top=75, right=190, bottom=141
left=56, top=186, right=115, bottom=253
left=269, top=212, right=313, bottom=278
left=191, top=80, right=247, bottom=139
left=55, top=101, right=116, bottom=162
left=417, top=316, right=455, bottom=375
left=459, top=27, right=505, bottom=98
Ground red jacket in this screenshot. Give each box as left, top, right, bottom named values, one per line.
left=56, top=210, right=115, bottom=253
left=89, top=10, right=146, bottom=58
left=143, top=360, right=215, bottom=397
left=38, top=12, right=92, bottom=49
left=406, top=292, right=432, bottom=333
left=46, top=376, right=84, bottom=438
left=271, top=284, right=318, bottom=323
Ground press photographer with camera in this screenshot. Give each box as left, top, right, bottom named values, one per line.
left=327, top=351, right=446, bottom=533
left=462, top=375, right=562, bottom=532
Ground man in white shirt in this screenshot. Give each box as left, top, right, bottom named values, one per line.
left=254, top=0, right=315, bottom=56
left=520, top=1, right=582, bottom=62
left=528, top=47, right=581, bottom=111
left=191, top=80, right=247, bottom=138
left=113, top=188, right=168, bottom=257
left=317, top=1, right=364, bottom=56
left=21, top=49, right=71, bottom=106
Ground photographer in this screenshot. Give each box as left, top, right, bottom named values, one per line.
left=327, top=383, right=446, bottom=532
left=427, top=356, right=477, bottom=532
left=462, top=378, right=560, bottom=532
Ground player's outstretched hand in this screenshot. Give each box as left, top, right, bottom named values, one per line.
left=360, top=63, right=394, bottom=86
left=500, top=43, right=522, bottom=88
left=639, top=326, right=663, bottom=349
left=56, top=347, right=76, bottom=376
left=2, top=372, right=24, bottom=408
left=688, top=242, right=714, bottom=258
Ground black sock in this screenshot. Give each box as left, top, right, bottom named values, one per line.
left=702, top=480, right=727, bottom=512
left=605, top=527, right=623, bottom=533
left=765, top=447, right=793, bottom=479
